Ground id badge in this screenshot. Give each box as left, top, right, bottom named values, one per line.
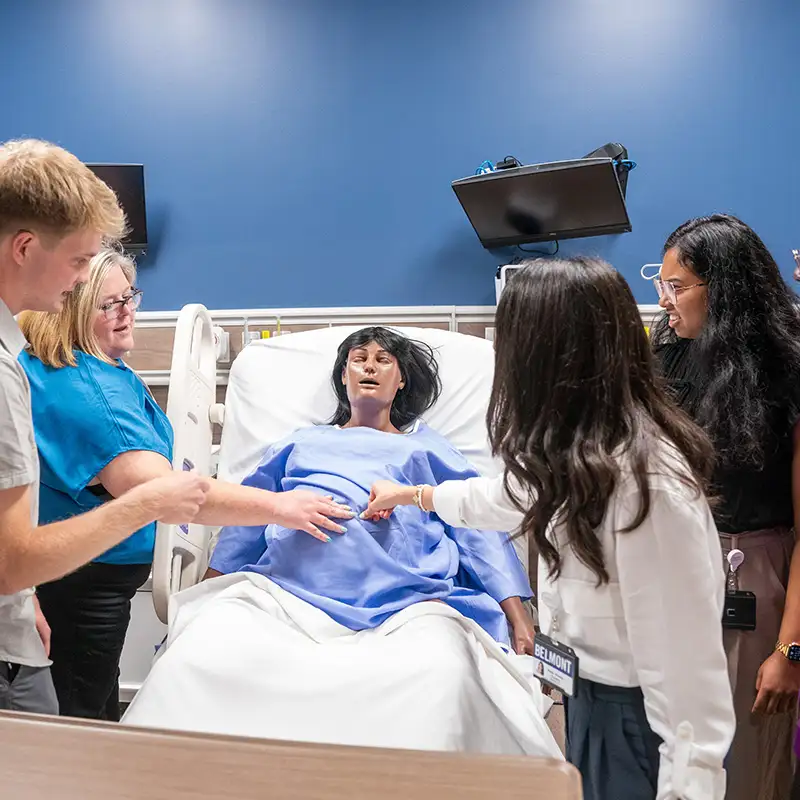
left=722, top=591, right=756, bottom=631
left=532, top=633, right=579, bottom=697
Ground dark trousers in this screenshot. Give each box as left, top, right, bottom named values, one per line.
left=36, top=561, right=151, bottom=721
left=564, top=678, right=662, bottom=800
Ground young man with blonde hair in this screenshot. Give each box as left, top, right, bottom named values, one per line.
left=0, top=139, right=211, bottom=714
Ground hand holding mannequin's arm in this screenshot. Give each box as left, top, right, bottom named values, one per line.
left=365, top=479, right=534, bottom=655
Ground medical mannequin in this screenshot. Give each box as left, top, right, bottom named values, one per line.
left=365, top=257, right=735, bottom=800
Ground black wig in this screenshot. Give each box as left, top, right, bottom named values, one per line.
left=330, top=327, right=441, bottom=429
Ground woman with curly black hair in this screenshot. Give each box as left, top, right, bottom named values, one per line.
left=651, top=214, right=800, bottom=800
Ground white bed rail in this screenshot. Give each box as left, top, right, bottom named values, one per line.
left=152, top=304, right=218, bottom=624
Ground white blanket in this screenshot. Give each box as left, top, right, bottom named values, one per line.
left=122, top=573, right=561, bottom=758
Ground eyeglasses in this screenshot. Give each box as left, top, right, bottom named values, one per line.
left=639, top=263, right=705, bottom=305
left=98, top=289, right=143, bottom=320
left=652, top=279, right=705, bottom=305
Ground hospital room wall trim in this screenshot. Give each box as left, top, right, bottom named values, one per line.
left=128, top=304, right=664, bottom=375
left=133, top=304, right=663, bottom=328
left=131, top=304, right=664, bottom=420
left=132, top=305, right=501, bottom=329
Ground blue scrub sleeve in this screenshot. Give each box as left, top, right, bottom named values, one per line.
left=210, top=442, right=294, bottom=574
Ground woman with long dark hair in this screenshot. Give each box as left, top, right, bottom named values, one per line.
left=364, top=258, right=735, bottom=800
left=650, top=214, right=800, bottom=800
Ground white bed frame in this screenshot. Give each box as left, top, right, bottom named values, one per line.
left=121, top=305, right=219, bottom=697
left=151, top=304, right=219, bottom=624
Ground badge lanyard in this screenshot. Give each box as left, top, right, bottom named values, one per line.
left=532, top=594, right=579, bottom=697
left=722, top=548, right=756, bottom=631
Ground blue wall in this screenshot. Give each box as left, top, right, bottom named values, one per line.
left=1, top=0, right=798, bottom=309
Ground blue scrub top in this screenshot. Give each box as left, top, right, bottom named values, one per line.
left=19, top=350, right=174, bottom=565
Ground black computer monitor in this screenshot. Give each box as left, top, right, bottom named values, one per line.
left=452, top=158, right=631, bottom=248
left=86, top=164, right=148, bottom=250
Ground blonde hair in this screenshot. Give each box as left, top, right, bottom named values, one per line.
left=18, top=248, right=137, bottom=368
left=0, top=139, right=126, bottom=241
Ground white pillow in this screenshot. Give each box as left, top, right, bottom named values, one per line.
left=218, top=326, right=500, bottom=485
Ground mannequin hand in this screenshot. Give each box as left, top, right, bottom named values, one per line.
left=752, top=651, right=800, bottom=715
left=510, top=615, right=536, bottom=656
left=500, top=596, right=535, bottom=655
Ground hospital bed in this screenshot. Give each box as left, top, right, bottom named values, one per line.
left=150, top=304, right=520, bottom=627
left=120, top=301, right=663, bottom=694
left=120, top=307, right=544, bottom=733
left=110, top=305, right=571, bottom=762
left=0, top=710, right=581, bottom=799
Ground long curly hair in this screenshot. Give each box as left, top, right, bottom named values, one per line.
left=488, top=257, right=714, bottom=584
left=651, top=214, right=800, bottom=468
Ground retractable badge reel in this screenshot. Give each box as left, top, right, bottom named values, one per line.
left=722, top=549, right=756, bottom=630
left=532, top=597, right=579, bottom=697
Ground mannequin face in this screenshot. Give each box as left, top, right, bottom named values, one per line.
left=342, top=341, right=404, bottom=413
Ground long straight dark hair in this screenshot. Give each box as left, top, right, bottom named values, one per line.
left=651, top=214, right=800, bottom=468
left=488, top=257, right=714, bottom=584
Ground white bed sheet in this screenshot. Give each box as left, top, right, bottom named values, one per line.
left=123, top=573, right=560, bottom=759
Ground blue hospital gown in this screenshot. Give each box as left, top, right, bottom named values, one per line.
left=210, top=423, right=532, bottom=644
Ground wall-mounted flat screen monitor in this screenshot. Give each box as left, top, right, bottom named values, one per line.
left=87, top=163, right=147, bottom=250
left=452, top=157, right=631, bottom=247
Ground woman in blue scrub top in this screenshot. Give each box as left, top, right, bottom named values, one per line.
left=17, top=249, right=352, bottom=720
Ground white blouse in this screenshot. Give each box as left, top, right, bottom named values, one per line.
left=433, top=441, right=735, bottom=800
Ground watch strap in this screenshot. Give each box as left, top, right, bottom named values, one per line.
left=775, top=640, right=800, bottom=660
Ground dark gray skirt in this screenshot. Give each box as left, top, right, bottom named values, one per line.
left=564, top=678, right=662, bottom=800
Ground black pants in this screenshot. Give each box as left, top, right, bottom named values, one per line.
left=564, top=679, right=662, bottom=800
left=36, top=561, right=151, bottom=721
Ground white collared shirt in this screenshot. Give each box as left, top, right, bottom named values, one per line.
left=433, top=438, right=735, bottom=800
